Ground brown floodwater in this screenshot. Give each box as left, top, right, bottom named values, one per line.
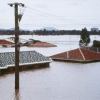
left=0, top=35, right=100, bottom=100
left=0, top=61, right=100, bottom=100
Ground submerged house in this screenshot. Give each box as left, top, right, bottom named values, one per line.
left=0, top=38, right=57, bottom=47
left=0, top=51, right=52, bottom=75
left=50, top=48, right=100, bottom=63
left=82, top=46, right=100, bottom=53
left=0, top=39, right=15, bottom=47
left=28, top=41, right=57, bottom=47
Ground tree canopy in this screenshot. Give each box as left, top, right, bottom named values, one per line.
left=79, top=28, right=90, bottom=46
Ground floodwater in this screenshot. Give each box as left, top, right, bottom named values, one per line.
left=0, top=35, right=100, bottom=100
left=0, top=62, right=100, bottom=100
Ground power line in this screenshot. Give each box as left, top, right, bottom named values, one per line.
left=1, top=6, right=99, bottom=25
left=25, top=6, right=100, bottom=24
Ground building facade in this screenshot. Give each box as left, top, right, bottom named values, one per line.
left=91, top=27, right=99, bottom=32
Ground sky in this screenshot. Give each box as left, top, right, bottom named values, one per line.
left=0, top=0, right=100, bottom=30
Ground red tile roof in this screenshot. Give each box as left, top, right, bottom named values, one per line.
left=0, top=40, right=14, bottom=45
left=81, top=48, right=100, bottom=60
left=50, top=48, right=100, bottom=62
left=28, top=42, right=57, bottom=47
left=68, top=48, right=84, bottom=60
left=50, top=52, right=67, bottom=59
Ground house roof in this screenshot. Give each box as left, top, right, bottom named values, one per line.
left=0, top=40, right=14, bottom=45
left=0, top=51, right=51, bottom=67
left=28, top=41, right=57, bottom=47
left=50, top=48, right=100, bottom=62
left=82, top=46, right=100, bottom=53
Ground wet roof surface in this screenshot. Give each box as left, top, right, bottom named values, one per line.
left=0, top=51, right=51, bottom=67
left=50, top=48, right=100, bottom=61
left=0, top=40, right=14, bottom=45
left=28, top=41, right=57, bottom=47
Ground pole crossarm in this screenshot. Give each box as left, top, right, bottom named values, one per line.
left=8, top=3, right=24, bottom=7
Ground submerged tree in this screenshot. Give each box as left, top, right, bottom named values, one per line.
left=79, top=28, right=90, bottom=46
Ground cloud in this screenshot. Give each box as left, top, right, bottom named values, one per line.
left=0, top=0, right=100, bottom=30
left=69, top=0, right=88, bottom=6
left=69, top=2, right=81, bottom=6
left=34, top=4, right=48, bottom=8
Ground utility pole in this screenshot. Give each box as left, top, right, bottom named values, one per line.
left=8, top=3, right=24, bottom=89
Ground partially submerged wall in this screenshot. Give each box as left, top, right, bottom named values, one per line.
left=0, top=63, right=50, bottom=75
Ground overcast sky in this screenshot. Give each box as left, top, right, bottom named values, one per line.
left=0, top=0, right=100, bottom=30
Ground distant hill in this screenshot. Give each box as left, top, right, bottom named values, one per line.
left=6, top=28, right=30, bottom=31
left=0, top=28, right=5, bottom=31
left=40, top=27, right=59, bottom=31
left=8, top=28, right=15, bottom=31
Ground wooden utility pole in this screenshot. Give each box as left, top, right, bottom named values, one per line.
left=8, top=3, right=24, bottom=89
left=15, top=3, right=19, bottom=89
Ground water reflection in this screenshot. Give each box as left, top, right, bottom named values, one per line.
left=14, top=89, right=20, bottom=100
left=0, top=61, right=100, bottom=100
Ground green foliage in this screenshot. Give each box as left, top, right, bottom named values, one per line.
left=79, top=28, right=90, bottom=46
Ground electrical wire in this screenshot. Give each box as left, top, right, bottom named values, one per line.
left=0, top=5, right=100, bottom=29
left=25, top=6, right=100, bottom=24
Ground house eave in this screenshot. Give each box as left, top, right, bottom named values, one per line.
left=51, top=58, right=100, bottom=63
left=0, top=59, right=52, bottom=69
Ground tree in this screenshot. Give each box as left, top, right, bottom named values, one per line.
left=79, top=28, right=90, bottom=46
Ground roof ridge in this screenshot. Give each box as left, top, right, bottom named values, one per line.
left=79, top=48, right=86, bottom=60
left=66, top=51, right=69, bottom=58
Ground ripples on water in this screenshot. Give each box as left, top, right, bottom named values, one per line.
left=0, top=35, right=100, bottom=100
left=0, top=62, right=100, bottom=100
